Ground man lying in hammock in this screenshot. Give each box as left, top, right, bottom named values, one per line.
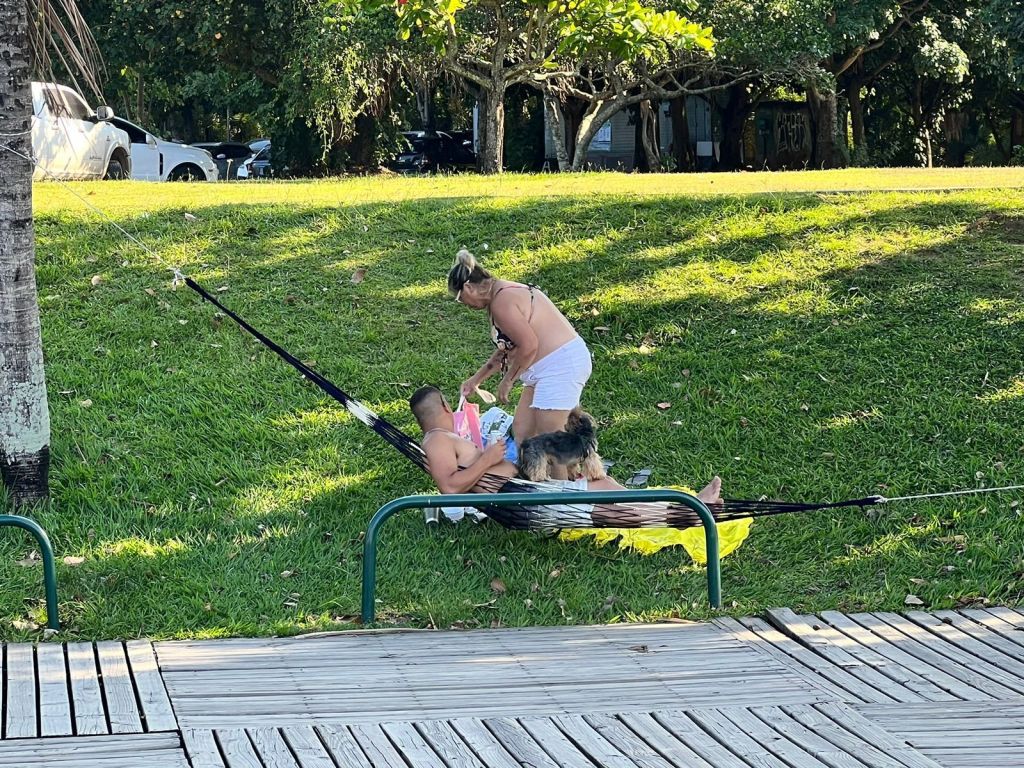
left=409, top=386, right=722, bottom=507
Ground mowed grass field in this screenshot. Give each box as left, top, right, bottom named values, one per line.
left=2, top=168, right=1024, bottom=640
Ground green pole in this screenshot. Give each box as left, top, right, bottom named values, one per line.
left=361, top=489, right=720, bottom=625
left=0, top=514, right=59, bottom=631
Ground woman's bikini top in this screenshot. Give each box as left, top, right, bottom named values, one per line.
left=490, top=284, right=537, bottom=365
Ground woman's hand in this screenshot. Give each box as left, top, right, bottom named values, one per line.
left=497, top=379, right=514, bottom=404
left=460, top=378, right=478, bottom=399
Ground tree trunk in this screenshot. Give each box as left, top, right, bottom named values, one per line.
left=572, top=100, right=618, bottom=172
left=632, top=104, right=648, bottom=172
left=807, top=82, right=841, bottom=169
left=847, top=80, right=866, bottom=156
left=0, top=0, right=52, bottom=504
left=1012, top=109, right=1024, bottom=153
left=638, top=100, right=661, bottom=172
left=543, top=93, right=571, bottom=171
left=669, top=95, right=694, bottom=172
left=718, top=85, right=750, bottom=171
left=136, top=74, right=145, bottom=124
left=477, top=84, right=506, bottom=174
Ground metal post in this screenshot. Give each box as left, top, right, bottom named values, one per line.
left=0, top=515, right=59, bottom=630
left=361, top=489, right=721, bottom=625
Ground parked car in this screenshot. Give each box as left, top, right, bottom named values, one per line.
left=247, top=138, right=271, bottom=154
left=191, top=142, right=252, bottom=180
left=31, top=82, right=131, bottom=180
left=392, top=131, right=476, bottom=173
left=237, top=143, right=271, bottom=179
left=108, top=117, right=217, bottom=181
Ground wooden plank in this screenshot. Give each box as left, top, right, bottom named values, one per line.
left=316, top=724, right=374, bottom=767
left=549, top=714, right=637, bottom=768
left=125, top=640, right=177, bottom=732
left=616, top=712, right=716, bottom=768
left=65, top=642, right=107, bottom=736
left=766, top=608, right=925, bottom=703
left=812, top=702, right=944, bottom=768
left=827, top=612, right=992, bottom=700
left=482, top=718, right=561, bottom=768
left=4, top=643, right=37, bottom=739
left=36, top=643, right=73, bottom=737
left=449, top=718, right=538, bottom=768
left=652, top=710, right=755, bottom=767
left=216, top=729, right=264, bottom=768
left=803, top=612, right=955, bottom=701
left=280, top=726, right=338, bottom=768
left=95, top=642, right=143, bottom=734
left=350, top=723, right=414, bottom=767
left=894, top=612, right=1024, bottom=695
left=921, top=610, right=1024, bottom=674
left=182, top=729, right=228, bottom=768
left=717, top=707, right=833, bottom=768
left=726, top=616, right=896, bottom=704
left=248, top=728, right=301, bottom=768
left=415, top=720, right=487, bottom=768
left=380, top=721, right=448, bottom=768
left=515, top=717, right=596, bottom=768
left=958, top=608, right=1024, bottom=649
left=581, top=713, right=679, bottom=768
left=686, top=708, right=796, bottom=768
left=747, top=707, right=865, bottom=768
left=783, top=705, right=924, bottom=768
left=0, top=732, right=188, bottom=766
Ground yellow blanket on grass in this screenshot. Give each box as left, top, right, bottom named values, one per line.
left=558, top=485, right=753, bottom=564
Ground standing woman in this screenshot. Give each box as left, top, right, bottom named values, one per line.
left=449, top=249, right=592, bottom=447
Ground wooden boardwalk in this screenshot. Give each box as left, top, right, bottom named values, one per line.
left=1, top=608, right=1022, bottom=766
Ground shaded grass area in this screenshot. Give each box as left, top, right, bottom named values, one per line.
left=3, top=174, right=1024, bottom=640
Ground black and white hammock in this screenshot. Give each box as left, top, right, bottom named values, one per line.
left=184, top=277, right=889, bottom=530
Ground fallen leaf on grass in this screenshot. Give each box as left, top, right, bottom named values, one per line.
left=144, top=288, right=157, bottom=297
left=904, top=594, right=925, bottom=606
left=280, top=570, right=295, bottom=579
left=63, top=556, right=85, bottom=566
left=16, top=551, right=39, bottom=567
left=548, top=568, right=561, bottom=580
left=594, top=326, right=611, bottom=332
left=490, top=578, right=506, bottom=594
left=656, top=402, right=671, bottom=410
left=351, top=268, right=367, bottom=284
left=184, top=213, right=198, bottom=222
left=909, top=577, right=929, bottom=586
left=12, top=619, right=38, bottom=632
left=90, top=275, right=103, bottom=287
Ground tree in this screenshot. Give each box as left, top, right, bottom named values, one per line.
left=346, top=0, right=713, bottom=173
left=1, top=0, right=99, bottom=505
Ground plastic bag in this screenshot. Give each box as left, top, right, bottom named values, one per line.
left=453, top=397, right=483, bottom=449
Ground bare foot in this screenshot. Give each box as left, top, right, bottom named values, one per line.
left=697, top=475, right=722, bottom=504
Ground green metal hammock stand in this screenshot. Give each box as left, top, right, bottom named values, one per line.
left=0, top=515, right=59, bottom=630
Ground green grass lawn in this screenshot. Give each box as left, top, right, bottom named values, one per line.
left=3, top=169, right=1024, bottom=640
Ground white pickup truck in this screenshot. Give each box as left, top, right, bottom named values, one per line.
left=31, top=82, right=132, bottom=180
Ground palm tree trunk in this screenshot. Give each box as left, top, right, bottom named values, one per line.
left=0, top=0, right=52, bottom=504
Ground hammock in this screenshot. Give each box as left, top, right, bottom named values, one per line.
left=184, top=277, right=883, bottom=529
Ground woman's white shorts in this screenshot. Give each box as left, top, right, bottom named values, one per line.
left=520, top=335, right=592, bottom=410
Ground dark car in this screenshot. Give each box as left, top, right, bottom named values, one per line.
left=392, top=131, right=476, bottom=174
left=239, top=144, right=272, bottom=179
left=191, top=141, right=252, bottom=180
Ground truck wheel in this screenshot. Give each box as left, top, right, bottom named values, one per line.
left=104, top=150, right=129, bottom=180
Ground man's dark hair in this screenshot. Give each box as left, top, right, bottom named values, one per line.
left=409, top=385, right=443, bottom=425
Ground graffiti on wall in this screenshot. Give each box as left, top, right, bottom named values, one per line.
left=775, top=111, right=810, bottom=154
